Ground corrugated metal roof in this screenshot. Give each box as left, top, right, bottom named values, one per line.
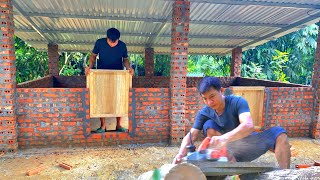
left=13, top=0, right=320, bottom=55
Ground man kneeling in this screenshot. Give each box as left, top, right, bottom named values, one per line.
left=173, top=77, right=291, bottom=169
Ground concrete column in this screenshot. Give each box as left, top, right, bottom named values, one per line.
left=145, top=48, right=154, bottom=77
left=311, top=24, right=320, bottom=139
left=230, top=48, right=242, bottom=77
left=170, top=0, right=190, bottom=144
left=48, top=43, right=59, bottom=76
left=0, top=0, right=18, bottom=153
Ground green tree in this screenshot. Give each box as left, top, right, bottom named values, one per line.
left=59, top=52, right=89, bottom=76
left=15, top=36, right=48, bottom=83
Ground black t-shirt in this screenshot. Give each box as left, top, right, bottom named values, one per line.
left=92, top=38, right=128, bottom=69
left=193, top=95, right=250, bottom=134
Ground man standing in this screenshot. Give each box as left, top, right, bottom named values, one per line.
left=85, top=28, right=134, bottom=133
left=173, top=77, right=291, bottom=169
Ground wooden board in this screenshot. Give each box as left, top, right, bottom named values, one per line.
left=188, top=161, right=275, bottom=176
left=229, top=86, right=265, bottom=130
left=87, top=70, right=131, bottom=118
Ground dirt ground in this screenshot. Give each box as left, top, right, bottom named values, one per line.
left=0, top=137, right=319, bottom=180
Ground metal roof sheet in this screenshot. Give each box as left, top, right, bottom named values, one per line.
left=12, top=0, right=320, bottom=55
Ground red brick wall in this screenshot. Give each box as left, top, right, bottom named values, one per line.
left=17, top=88, right=90, bottom=147
left=16, top=88, right=171, bottom=148
left=263, top=87, right=314, bottom=137
left=133, top=77, right=169, bottom=88
left=14, top=86, right=316, bottom=148
left=185, top=88, right=204, bottom=132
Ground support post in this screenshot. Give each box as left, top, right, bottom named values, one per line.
left=0, top=0, right=18, bottom=153
left=230, top=48, right=242, bottom=77
left=145, top=48, right=154, bottom=77
left=170, top=0, right=190, bottom=144
left=48, top=43, right=59, bottom=76
left=311, top=23, right=320, bottom=139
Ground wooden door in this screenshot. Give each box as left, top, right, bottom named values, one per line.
left=229, top=86, right=265, bottom=130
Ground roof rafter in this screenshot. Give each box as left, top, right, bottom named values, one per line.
left=25, top=40, right=234, bottom=49
left=165, top=0, right=320, bottom=9
left=146, top=7, right=173, bottom=47
left=12, top=1, right=51, bottom=42
left=15, top=28, right=258, bottom=39
left=14, top=12, right=287, bottom=27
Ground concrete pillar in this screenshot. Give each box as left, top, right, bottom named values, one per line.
left=48, top=43, right=59, bottom=76
left=145, top=48, right=154, bottom=77
left=170, top=0, right=190, bottom=144
left=311, top=24, right=320, bottom=139
left=0, top=0, right=18, bottom=153
left=230, top=48, right=242, bottom=77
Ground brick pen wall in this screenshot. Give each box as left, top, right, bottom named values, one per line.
left=16, top=88, right=90, bottom=148
left=263, top=87, right=314, bottom=137
left=15, top=81, right=316, bottom=148
left=16, top=88, right=171, bottom=148
left=87, top=88, right=171, bottom=146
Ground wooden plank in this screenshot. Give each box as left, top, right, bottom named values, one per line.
left=87, top=70, right=130, bottom=118
left=188, top=161, right=275, bottom=176
left=230, top=86, right=265, bottom=130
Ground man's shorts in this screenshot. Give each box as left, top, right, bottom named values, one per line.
left=203, top=119, right=287, bottom=162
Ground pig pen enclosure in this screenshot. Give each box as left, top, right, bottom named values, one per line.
left=0, top=0, right=320, bottom=179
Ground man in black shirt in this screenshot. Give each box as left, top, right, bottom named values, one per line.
left=85, top=28, right=134, bottom=133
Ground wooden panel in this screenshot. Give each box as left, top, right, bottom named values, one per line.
left=87, top=70, right=131, bottom=118
left=229, top=86, right=265, bottom=130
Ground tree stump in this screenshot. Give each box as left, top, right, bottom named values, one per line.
left=138, top=163, right=206, bottom=180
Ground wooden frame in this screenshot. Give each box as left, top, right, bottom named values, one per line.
left=87, top=70, right=131, bottom=118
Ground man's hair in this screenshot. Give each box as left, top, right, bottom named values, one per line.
left=107, top=28, right=120, bottom=42
left=197, top=76, right=222, bottom=94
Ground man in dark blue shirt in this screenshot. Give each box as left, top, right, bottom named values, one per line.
left=85, top=28, right=134, bottom=133
left=173, top=77, right=291, bottom=169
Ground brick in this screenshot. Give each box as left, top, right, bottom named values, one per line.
left=26, top=165, right=47, bottom=176
left=59, top=162, right=73, bottom=170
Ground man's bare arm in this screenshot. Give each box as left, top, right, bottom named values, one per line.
left=88, top=53, right=97, bottom=69
left=123, top=57, right=134, bottom=76
left=85, top=53, right=97, bottom=75
left=222, top=112, right=254, bottom=143
left=123, top=57, right=131, bottom=70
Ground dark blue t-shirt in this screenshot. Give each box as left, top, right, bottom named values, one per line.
left=92, top=38, right=128, bottom=70
left=193, top=95, right=250, bottom=134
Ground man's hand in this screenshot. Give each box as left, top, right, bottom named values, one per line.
left=128, top=68, right=134, bottom=76
left=85, top=67, right=91, bottom=76
left=209, top=135, right=228, bottom=150
left=172, top=153, right=185, bottom=164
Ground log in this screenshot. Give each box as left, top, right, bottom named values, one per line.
left=249, top=167, right=320, bottom=180
left=138, top=163, right=206, bottom=180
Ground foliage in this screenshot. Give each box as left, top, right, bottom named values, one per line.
left=154, top=54, right=170, bottom=76
left=129, top=54, right=145, bottom=76
left=15, top=36, right=48, bottom=83
left=188, top=55, right=230, bottom=76
left=59, top=52, right=89, bottom=76
left=242, top=24, right=317, bottom=84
